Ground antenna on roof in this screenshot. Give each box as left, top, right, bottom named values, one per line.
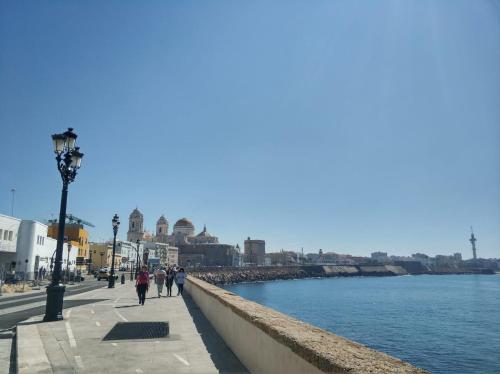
left=10, top=188, right=15, bottom=216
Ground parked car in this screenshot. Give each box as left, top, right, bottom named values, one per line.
left=97, top=269, right=118, bottom=281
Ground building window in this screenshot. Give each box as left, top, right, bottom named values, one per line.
left=3, top=231, right=7, bottom=240
left=8, top=231, right=13, bottom=241
left=0, top=229, right=2, bottom=239
left=42, top=237, right=45, bottom=245
left=132, top=222, right=135, bottom=228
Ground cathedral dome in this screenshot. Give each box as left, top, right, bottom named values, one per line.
left=174, top=218, right=194, bottom=228
left=173, top=218, right=195, bottom=236
left=130, top=208, right=143, bottom=218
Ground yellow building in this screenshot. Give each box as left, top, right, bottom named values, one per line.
left=48, top=222, right=90, bottom=272
left=89, top=243, right=122, bottom=271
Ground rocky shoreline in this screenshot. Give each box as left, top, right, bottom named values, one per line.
left=190, top=265, right=406, bottom=285
left=189, top=265, right=494, bottom=285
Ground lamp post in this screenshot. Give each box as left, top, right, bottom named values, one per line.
left=66, top=243, right=71, bottom=284
left=130, top=260, right=134, bottom=281
left=44, top=128, right=84, bottom=322
left=108, top=214, right=120, bottom=288
left=88, top=249, right=92, bottom=275
left=143, top=248, right=150, bottom=271
left=135, top=239, right=141, bottom=279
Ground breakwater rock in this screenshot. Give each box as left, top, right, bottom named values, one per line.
left=190, top=265, right=408, bottom=285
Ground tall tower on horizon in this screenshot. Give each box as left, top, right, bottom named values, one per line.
left=127, top=207, right=144, bottom=242
left=155, top=215, right=169, bottom=244
left=469, top=227, right=477, bottom=261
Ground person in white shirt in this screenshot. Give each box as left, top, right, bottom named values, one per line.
left=154, top=267, right=167, bottom=298
left=175, top=268, right=186, bottom=296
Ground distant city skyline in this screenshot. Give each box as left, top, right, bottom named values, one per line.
left=1, top=1, right=499, bottom=258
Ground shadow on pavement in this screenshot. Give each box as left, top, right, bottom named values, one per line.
left=183, top=294, right=249, bottom=374
left=0, top=299, right=108, bottom=330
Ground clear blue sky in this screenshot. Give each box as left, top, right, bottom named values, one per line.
left=1, top=0, right=499, bottom=258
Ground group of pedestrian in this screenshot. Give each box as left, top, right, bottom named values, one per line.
left=134, top=265, right=186, bottom=305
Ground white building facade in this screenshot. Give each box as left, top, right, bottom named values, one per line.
left=0, top=214, right=21, bottom=270
left=0, top=214, right=68, bottom=280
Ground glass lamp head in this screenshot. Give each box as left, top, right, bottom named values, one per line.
left=112, top=214, right=120, bottom=229
left=70, top=147, right=84, bottom=169
left=52, top=133, right=66, bottom=153
left=63, top=128, right=77, bottom=150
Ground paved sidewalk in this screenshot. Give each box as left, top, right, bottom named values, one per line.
left=17, top=281, right=247, bottom=374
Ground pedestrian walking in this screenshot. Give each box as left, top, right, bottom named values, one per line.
left=135, top=265, right=150, bottom=305
left=154, top=267, right=166, bottom=297
left=165, top=267, right=174, bottom=297
left=175, top=267, right=186, bottom=296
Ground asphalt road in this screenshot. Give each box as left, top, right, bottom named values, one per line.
left=0, top=282, right=104, bottom=309
left=0, top=280, right=107, bottom=330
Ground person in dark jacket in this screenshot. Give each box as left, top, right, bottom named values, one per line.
left=165, top=267, right=175, bottom=297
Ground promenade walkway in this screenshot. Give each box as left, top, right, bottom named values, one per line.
left=17, top=281, right=247, bottom=374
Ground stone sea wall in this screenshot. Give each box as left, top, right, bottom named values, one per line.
left=190, top=265, right=408, bottom=285
left=185, top=276, right=428, bottom=373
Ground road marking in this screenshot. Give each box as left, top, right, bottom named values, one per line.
left=65, top=322, right=77, bottom=348
left=135, top=369, right=143, bottom=373
left=65, top=309, right=72, bottom=318
left=174, top=354, right=190, bottom=366
left=95, top=321, right=101, bottom=327
left=111, top=343, right=118, bottom=347
left=114, top=309, right=128, bottom=322
left=90, top=309, right=95, bottom=314
left=74, top=355, right=84, bottom=368
left=114, top=297, right=120, bottom=303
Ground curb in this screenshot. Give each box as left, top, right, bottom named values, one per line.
left=16, top=320, right=53, bottom=374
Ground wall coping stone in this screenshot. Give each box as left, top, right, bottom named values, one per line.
left=187, top=275, right=428, bottom=373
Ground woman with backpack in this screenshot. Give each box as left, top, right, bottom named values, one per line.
left=136, top=265, right=150, bottom=305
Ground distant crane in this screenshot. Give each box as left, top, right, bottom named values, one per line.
left=66, top=214, right=95, bottom=228
left=47, top=214, right=95, bottom=228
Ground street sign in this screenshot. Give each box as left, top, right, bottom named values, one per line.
left=76, top=256, right=85, bottom=265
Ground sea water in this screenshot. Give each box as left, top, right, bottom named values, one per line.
left=223, top=274, right=500, bottom=373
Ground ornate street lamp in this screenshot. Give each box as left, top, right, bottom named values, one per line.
left=44, top=128, right=84, bottom=322
left=143, top=248, right=150, bottom=270
left=108, top=214, right=120, bottom=288
left=87, top=249, right=93, bottom=275
left=135, top=239, right=141, bottom=279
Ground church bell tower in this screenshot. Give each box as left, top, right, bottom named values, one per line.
left=127, top=208, right=144, bottom=242
left=155, top=215, right=169, bottom=243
